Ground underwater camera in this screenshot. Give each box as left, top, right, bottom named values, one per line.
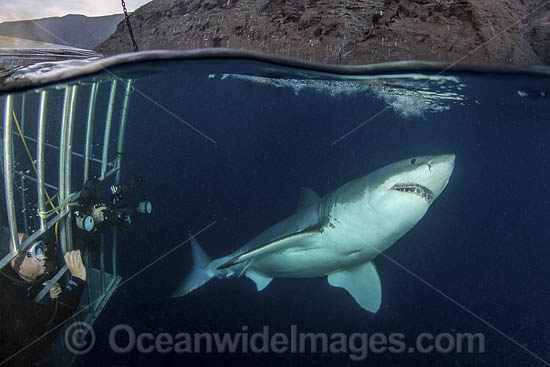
left=42, top=236, right=64, bottom=278
left=73, top=175, right=151, bottom=233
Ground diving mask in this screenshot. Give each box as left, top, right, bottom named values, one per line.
left=26, top=240, right=47, bottom=263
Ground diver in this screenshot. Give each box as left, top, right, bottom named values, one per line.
left=0, top=233, right=87, bottom=367
left=0, top=174, right=151, bottom=366
left=73, top=175, right=152, bottom=237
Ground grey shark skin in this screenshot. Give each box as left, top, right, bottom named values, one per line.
left=173, top=154, right=455, bottom=313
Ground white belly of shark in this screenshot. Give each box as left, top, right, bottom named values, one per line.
left=173, top=154, right=455, bottom=314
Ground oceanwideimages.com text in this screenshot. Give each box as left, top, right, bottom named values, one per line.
left=99, top=324, right=485, bottom=361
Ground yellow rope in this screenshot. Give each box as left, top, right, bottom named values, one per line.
left=12, top=110, right=60, bottom=241
left=38, top=200, right=78, bottom=218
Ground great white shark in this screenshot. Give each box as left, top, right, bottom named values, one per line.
left=173, top=154, right=455, bottom=313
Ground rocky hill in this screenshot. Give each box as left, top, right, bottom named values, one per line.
left=96, top=0, right=549, bottom=65
left=0, top=14, right=123, bottom=50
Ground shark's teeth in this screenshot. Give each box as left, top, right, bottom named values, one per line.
left=391, top=183, right=434, bottom=202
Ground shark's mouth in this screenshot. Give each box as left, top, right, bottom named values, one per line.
left=391, top=183, right=434, bottom=202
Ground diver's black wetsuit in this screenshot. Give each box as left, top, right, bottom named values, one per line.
left=0, top=264, right=85, bottom=366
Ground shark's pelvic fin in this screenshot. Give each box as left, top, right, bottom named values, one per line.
left=172, top=235, right=214, bottom=297
left=217, top=229, right=319, bottom=270
left=327, top=261, right=382, bottom=313
left=237, top=260, right=252, bottom=277
left=245, top=269, right=273, bottom=291
left=297, top=187, right=320, bottom=212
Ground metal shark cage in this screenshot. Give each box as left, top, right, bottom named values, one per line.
left=0, top=77, right=133, bottom=365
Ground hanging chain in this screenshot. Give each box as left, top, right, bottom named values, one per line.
left=121, top=0, right=139, bottom=52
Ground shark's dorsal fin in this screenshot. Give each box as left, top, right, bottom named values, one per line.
left=327, top=261, right=382, bottom=313
left=217, top=228, right=319, bottom=270
left=297, top=187, right=320, bottom=212
left=245, top=269, right=273, bottom=291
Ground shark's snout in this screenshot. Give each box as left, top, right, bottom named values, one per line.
left=427, top=154, right=455, bottom=199
left=431, top=154, right=455, bottom=169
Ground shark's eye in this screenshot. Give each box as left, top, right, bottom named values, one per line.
left=410, top=158, right=417, bottom=165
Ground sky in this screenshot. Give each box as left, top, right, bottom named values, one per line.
left=0, top=0, right=152, bottom=23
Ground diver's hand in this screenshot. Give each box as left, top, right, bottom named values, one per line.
left=65, top=250, right=86, bottom=281
left=46, top=282, right=61, bottom=299
left=92, top=205, right=107, bottom=223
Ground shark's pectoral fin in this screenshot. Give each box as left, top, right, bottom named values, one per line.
left=327, top=261, right=382, bottom=313
left=245, top=269, right=273, bottom=291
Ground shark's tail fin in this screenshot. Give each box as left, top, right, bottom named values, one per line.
left=172, top=234, right=214, bottom=297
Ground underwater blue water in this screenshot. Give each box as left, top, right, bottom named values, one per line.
left=6, top=57, right=550, bottom=366
left=70, top=60, right=550, bottom=367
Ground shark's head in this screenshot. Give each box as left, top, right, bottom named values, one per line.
left=365, top=154, right=455, bottom=222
